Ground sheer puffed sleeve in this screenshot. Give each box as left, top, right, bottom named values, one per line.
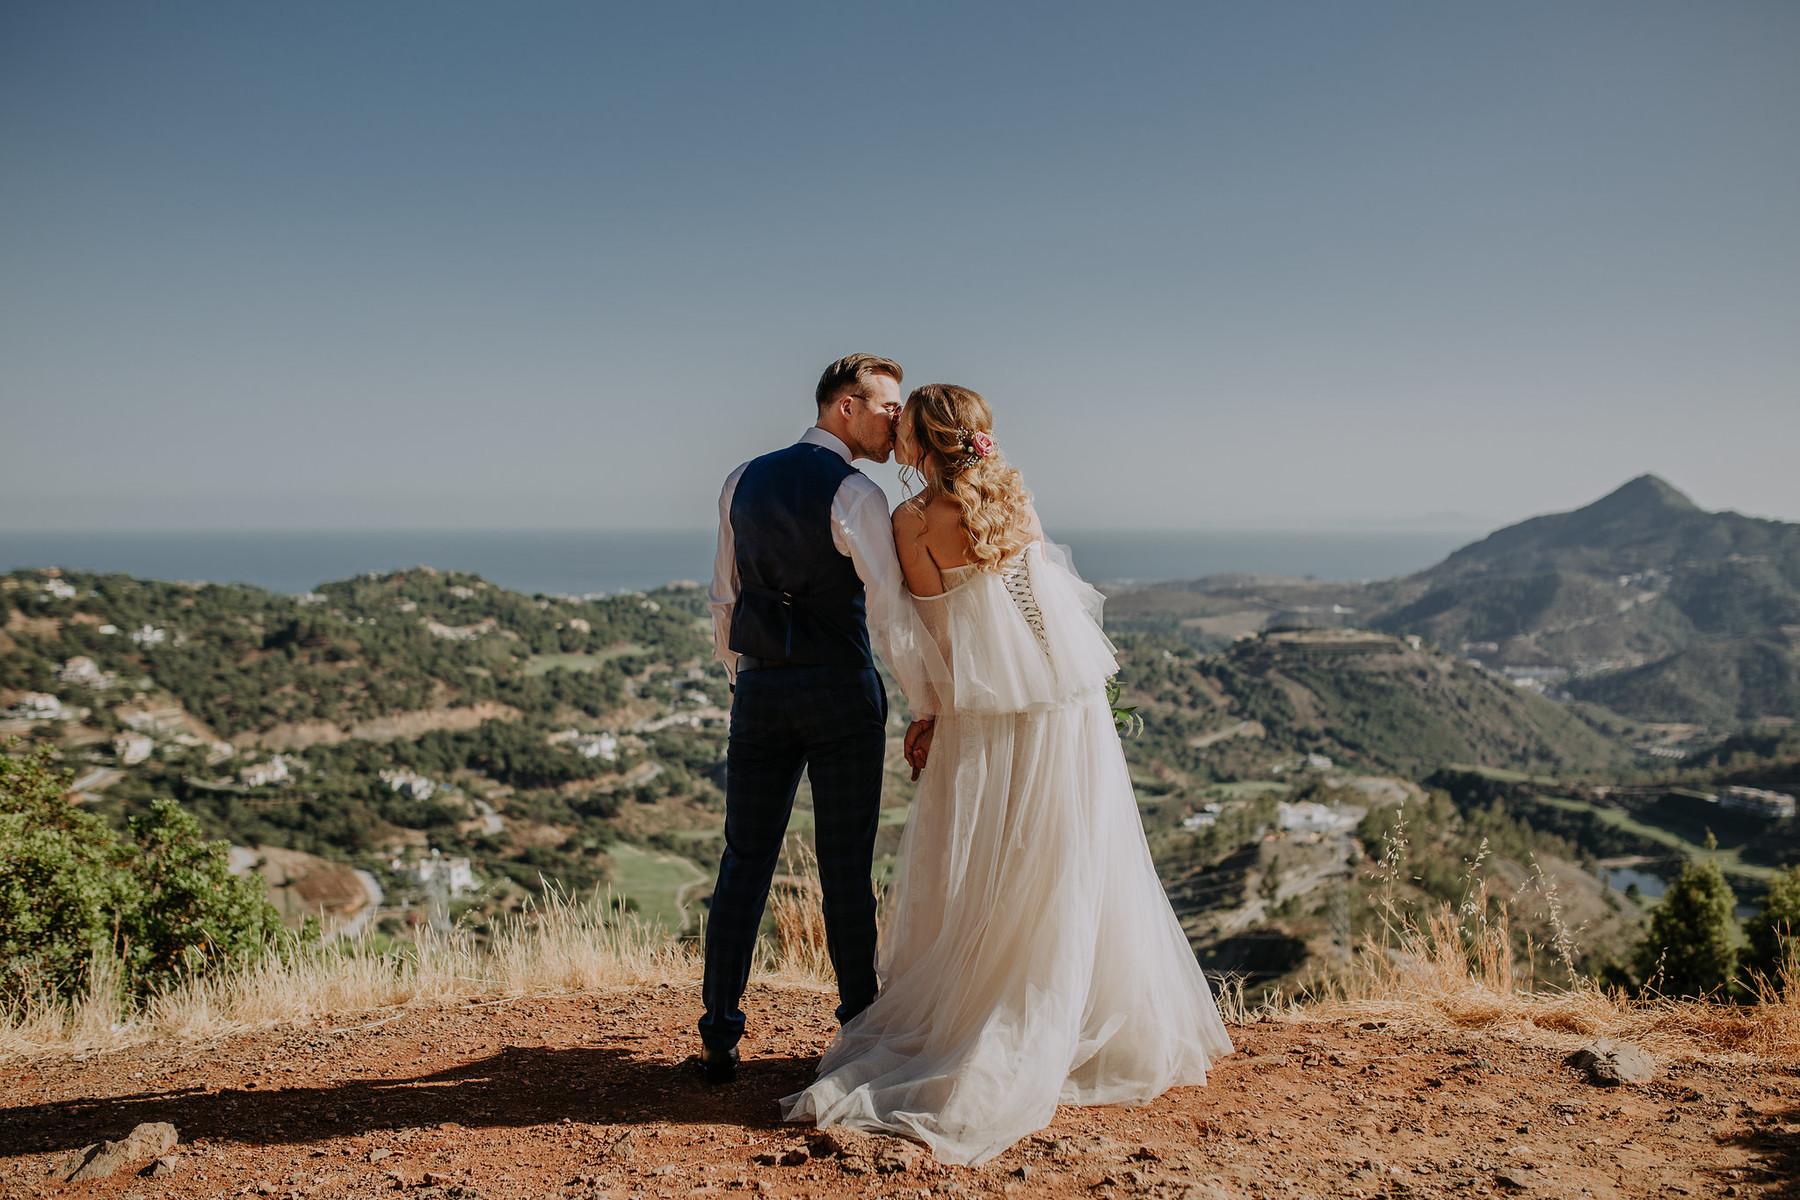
left=905, top=593, right=954, bottom=718
left=932, top=542, right=1119, bottom=715
left=1041, top=540, right=1107, bottom=632
left=832, top=478, right=953, bottom=719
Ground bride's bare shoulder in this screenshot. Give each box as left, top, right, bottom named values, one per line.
left=892, top=495, right=960, bottom=537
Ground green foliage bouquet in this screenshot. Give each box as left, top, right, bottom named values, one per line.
left=1106, top=676, right=1141, bottom=738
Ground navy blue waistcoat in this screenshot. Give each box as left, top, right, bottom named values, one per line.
left=728, top=442, right=873, bottom=668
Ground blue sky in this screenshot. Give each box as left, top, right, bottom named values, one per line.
left=3, top=2, right=1796, bottom=531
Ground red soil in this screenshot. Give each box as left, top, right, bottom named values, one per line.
left=3, top=984, right=1796, bottom=1199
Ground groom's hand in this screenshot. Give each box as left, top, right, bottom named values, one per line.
left=904, top=718, right=936, bottom=781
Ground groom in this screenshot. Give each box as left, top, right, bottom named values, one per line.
left=698, top=353, right=933, bottom=1083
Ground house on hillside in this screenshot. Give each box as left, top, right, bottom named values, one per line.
left=574, top=732, right=618, bottom=760
left=395, top=849, right=476, bottom=894
left=120, top=703, right=187, bottom=734
left=58, top=657, right=115, bottom=688
left=1721, top=786, right=1797, bottom=820
left=8, top=692, right=74, bottom=721
left=549, top=729, right=620, bottom=760
left=1279, top=801, right=1358, bottom=834
left=239, top=756, right=293, bottom=787
left=379, top=769, right=437, bottom=800
left=113, top=731, right=154, bottom=765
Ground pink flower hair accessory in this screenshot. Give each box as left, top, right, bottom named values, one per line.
left=950, top=427, right=997, bottom=469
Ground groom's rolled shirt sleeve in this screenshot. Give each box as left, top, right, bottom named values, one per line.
left=709, top=465, right=747, bottom=684
left=831, top=477, right=936, bottom=718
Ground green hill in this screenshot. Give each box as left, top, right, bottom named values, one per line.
left=1569, top=638, right=1800, bottom=726
left=1111, top=629, right=1631, bottom=784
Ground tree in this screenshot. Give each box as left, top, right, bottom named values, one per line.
left=1742, top=865, right=1800, bottom=986
left=1633, top=856, right=1738, bottom=997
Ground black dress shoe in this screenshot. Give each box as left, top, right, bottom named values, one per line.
left=698, top=1044, right=739, bottom=1084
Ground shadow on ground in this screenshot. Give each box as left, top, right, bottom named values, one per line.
left=0, top=1045, right=818, bottom=1158
left=1719, top=1097, right=1800, bottom=1200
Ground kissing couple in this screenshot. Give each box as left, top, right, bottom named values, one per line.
left=700, top=354, right=1233, bottom=1165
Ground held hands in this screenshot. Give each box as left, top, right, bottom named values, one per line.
left=904, top=718, right=936, bottom=781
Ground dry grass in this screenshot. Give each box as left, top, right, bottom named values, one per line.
left=767, top=839, right=833, bottom=982
left=0, top=882, right=836, bottom=1063
left=7, top=825, right=1799, bottom=1069
left=1271, top=828, right=1800, bottom=1064
left=1283, top=916, right=1800, bottom=1064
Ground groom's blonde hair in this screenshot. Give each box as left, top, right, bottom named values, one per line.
left=816, top=353, right=903, bottom=409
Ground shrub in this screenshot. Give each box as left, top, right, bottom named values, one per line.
left=0, top=743, right=134, bottom=1000
left=0, top=742, right=284, bottom=1001
left=119, top=800, right=286, bottom=995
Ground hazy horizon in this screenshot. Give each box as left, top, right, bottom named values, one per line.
left=5, top=3, right=1797, bottom=532
left=0, top=527, right=1488, bottom=595
left=0, top=469, right=1783, bottom=536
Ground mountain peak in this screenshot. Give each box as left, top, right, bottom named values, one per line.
left=1586, top=474, right=1701, bottom=518
left=1428, top=474, right=1718, bottom=577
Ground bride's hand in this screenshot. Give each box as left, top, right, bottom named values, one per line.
left=904, top=718, right=936, bottom=780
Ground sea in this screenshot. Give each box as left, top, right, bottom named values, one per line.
left=0, top=529, right=1481, bottom=597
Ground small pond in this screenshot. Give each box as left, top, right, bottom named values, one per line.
left=1597, top=865, right=1757, bottom=919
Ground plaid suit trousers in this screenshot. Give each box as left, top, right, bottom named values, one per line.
left=698, top=664, right=888, bottom=1053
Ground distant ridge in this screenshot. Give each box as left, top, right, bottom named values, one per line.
left=1107, top=475, right=1800, bottom=730
left=1426, top=474, right=1796, bottom=580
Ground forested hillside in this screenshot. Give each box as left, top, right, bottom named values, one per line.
left=1, top=566, right=733, bottom=919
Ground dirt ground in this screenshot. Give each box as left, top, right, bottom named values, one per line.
left=3, top=984, right=1797, bottom=1200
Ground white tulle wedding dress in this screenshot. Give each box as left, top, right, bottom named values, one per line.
left=780, top=540, right=1234, bottom=1165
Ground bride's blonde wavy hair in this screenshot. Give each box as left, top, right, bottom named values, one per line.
left=899, top=384, right=1034, bottom=573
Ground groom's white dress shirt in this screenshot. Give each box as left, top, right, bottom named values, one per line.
left=709, top=427, right=916, bottom=698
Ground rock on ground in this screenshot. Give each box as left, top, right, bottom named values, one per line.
left=60, top=1120, right=179, bottom=1181
left=1567, top=1039, right=1657, bottom=1087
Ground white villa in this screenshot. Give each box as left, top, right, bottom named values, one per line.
left=239, top=756, right=293, bottom=787
left=394, top=849, right=477, bottom=894
left=58, top=657, right=115, bottom=688
left=379, top=769, right=438, bottom=800
left=113, top=731, right=155, bottom=765
left=1279, top=800, right=1359, bottom=834
left=1721, top=786, right=1797, bottom=820
left=8, top=692, right=74, bottom=721
left=549, top=729, right=619, bottom=761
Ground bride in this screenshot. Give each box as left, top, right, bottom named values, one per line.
left=780, top=384, right=1233, bottom=1165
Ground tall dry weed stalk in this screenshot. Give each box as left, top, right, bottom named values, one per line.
left=763, top=838, right=833, bottom=980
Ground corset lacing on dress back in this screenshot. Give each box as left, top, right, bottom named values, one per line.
left=939, top=554, right=1049, bottom=657
left=999, top=557, right=1049, bottom=657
